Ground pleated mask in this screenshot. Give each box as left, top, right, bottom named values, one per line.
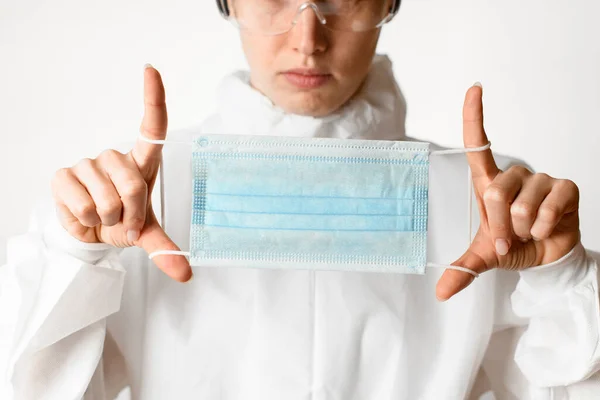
left=141, top=134, right=490, bottom=278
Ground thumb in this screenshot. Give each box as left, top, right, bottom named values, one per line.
left=131, top=64, right=168, bottom=181
left=136, top=213, right=192, bottom=283
left=435, top=249, right=488, bottom=301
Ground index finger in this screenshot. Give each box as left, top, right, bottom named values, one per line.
left=463, top=84, right=500, bottom=187
left=131, top=64, right=168, bottom=178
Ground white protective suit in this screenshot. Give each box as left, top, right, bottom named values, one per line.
left=1, top=55, right=600, bottom=400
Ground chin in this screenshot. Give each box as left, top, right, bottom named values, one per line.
left=278, top=91, right=344, bottom=118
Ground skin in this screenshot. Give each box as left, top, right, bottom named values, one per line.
left=52, top=5, right=580, bottom=299
left=52, top=68, right=192, bottom=283
left=436, top=86, right=580, bottom=300
left=238, top=4, right=382, bottom=116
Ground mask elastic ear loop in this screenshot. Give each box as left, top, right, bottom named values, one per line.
left=148, top=250, right=191, bottom=259
left=429, top=142, right=491, bottom=156
left=138, top=133, right=193, bottom=145
left=425, top=263, right=479, bottom=277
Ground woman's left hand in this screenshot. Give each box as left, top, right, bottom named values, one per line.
left=436, top=84, right=581, bottom=301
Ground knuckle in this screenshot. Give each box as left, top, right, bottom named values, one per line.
left=95, top=194, right=122, bottom=215
left=511, top=202, right=535, bottom=219
left=532, top=172, right=551, bottom=183
left=483, top=185, right=507, bottom=203
left=537, top=205, right=561, bottom=223
left=51, top=168, right=72, bottom=187
left=120, top=179, right=148, bottom=198
left=508, top=165, right=531, bottom=177
left=557, top=179, right=579, bottom=195
left=73, top=202, right=96, bottom=220
left=76, top=157, right=95, bottom=170
left=98, top=149, right=124, bottom=163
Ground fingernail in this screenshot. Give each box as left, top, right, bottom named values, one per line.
left=473, top=81, right=483, bottom=88
left=495, top=238, right=510, bottom=256
left=144, top=63, right=153, bottom=70
left=519, top=237, right=529, bottom=243
left=127, top=230, right=140, bottom=242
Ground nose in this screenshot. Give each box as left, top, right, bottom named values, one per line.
left=289, top=3, right=328, bottom=56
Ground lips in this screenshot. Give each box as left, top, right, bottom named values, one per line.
left=282, top=69, right=332, bottom=89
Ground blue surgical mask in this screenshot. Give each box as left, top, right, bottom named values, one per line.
left=142, top=134, right=489, bottom=278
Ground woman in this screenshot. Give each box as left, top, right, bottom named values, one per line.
left=1, top=1, right=599, bottom=399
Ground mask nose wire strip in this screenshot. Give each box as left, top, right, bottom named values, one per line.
left=140, top=134, right=487, bottom=277
left=138, top=134, right=492, bottom=153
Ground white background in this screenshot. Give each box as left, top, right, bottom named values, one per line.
left=1, top=1, right=600, bottom=398
left=1, top=0, right=599, bottom=268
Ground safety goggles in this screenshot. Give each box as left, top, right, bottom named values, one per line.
left=216, top=0, right=401, bottom=36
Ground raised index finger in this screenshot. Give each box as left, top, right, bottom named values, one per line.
left=131, top=64, right=168, bottom=180
left=463, top=84, right=500, bottom=189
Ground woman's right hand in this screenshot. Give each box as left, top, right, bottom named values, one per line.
left=51, top=65, right=192, bottom=282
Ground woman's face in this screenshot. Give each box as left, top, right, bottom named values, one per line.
left=237, top=5, right=384, bottom=117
